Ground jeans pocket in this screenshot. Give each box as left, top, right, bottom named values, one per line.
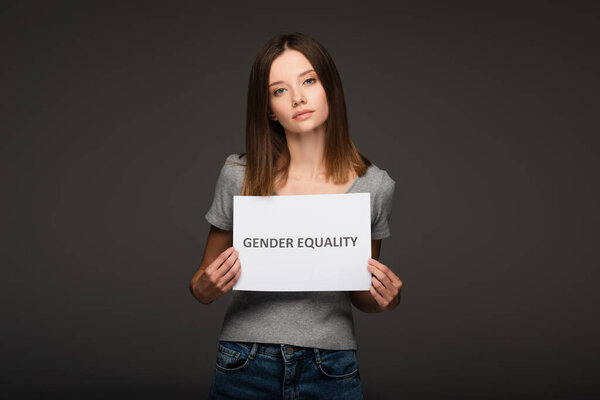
left=215, top=341, right=252, bottom=373
left=316, top=349, right=359, bottom=379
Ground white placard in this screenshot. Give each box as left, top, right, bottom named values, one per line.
left=232, top=193, right=371, bottom=291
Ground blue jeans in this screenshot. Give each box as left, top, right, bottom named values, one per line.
left=209, top=340, right=365, bottom=399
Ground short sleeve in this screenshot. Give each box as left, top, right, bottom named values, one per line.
left=204, top=154, right=244, bottom=231
left=371, top=170, right=396, bottom=240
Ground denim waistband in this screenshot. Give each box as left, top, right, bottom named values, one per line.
left=224, top=341, right=329, bottom=363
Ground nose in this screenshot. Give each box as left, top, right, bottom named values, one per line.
left=292, top=90, right=306, bottom=106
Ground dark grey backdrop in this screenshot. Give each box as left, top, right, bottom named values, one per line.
left=2, top=1, right=598, bottom=399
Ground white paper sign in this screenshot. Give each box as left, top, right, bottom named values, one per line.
left=232, top=193, right=371, bottom=291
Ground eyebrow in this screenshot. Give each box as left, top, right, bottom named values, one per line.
left=268, top=69, right=315, bottom=87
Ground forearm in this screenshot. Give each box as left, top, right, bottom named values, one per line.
left=190, top=261, right=216, bottom=304
left=189, top=269, right=212, bottom=304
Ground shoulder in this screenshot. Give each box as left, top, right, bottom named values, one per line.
left=356, top=162, right=396, bottom=214
left=225, top=153, right=247, bottom=165
left=359, top=162, right=395, bottom=190
left=223, top=153, right=247, bottom=172
left=214, top=153, right=246, bottom=194
left=363, top=163, right=396, bottom=239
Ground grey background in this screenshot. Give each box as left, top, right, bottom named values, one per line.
left=1, top=1, right=598, bottom=399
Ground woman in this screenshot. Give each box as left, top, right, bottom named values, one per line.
left=189, top=32, right=403, bottom=399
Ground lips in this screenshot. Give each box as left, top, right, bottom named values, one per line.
left=292, top=109, right=314, bottom=119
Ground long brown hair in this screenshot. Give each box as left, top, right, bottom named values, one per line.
left=232, top=32, right=372, bottom=196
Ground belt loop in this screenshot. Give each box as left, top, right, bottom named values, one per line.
left=249, top=343, right=259, bottom=360
left=314, top=348, right=321, bottom=364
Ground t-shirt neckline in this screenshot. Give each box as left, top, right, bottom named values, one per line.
left=273, top=175, right=359, bottom=196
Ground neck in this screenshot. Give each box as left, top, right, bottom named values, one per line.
left=284, top=126, right=327, bottom=180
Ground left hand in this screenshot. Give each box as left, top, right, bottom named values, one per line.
left=367, top=258, right=403, bottom=312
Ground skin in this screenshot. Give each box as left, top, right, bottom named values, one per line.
left=189, top=225, right=237, bottom=304
left=189, top=49, right=403, bottom=312
left=268, top=49, right=332, bottom=186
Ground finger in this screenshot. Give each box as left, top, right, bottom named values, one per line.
left=212, top=249, right=238, bottom=280
left=368, top=258, right=401, bottom=285
left=367, top=264, right=394, bottom=290
left=368, top=258, right=391, bottom=273
left=370, top=265, right=403, bottom=298
left=371, top=275, right=392, bottom=303
left=221, top=260, right=242, bottom=293
left=369, top=285, right=387, bottom=309
left=219, top=258, right=241, bottom=287
left=206, top=246, right=235, bottom=275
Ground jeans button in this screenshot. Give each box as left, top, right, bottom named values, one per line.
left=286, top=346, right=294, bottom=354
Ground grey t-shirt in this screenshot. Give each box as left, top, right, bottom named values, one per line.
left=205, top=153, right=396, bottom=350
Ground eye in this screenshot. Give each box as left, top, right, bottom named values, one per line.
left=272, top=78, right=317, bottom=96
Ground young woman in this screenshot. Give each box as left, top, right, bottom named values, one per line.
left=189, top=32, right=403, bottom=400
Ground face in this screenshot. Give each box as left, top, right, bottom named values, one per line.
left=267, top=49, right=329, bottom=135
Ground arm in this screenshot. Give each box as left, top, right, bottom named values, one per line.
left=350, top=240, right=384, bottom=313
left=189, top=225, right=237, bottom=304
left=350, top=239, right=403, bottom=313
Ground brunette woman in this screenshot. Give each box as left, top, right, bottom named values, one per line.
left=190, top=32, right=403, bottom=400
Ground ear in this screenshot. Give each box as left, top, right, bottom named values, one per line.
left=268, top=111, right=278, bottom=121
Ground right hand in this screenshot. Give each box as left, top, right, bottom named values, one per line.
left=191, top=246, right=241, bottom=304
